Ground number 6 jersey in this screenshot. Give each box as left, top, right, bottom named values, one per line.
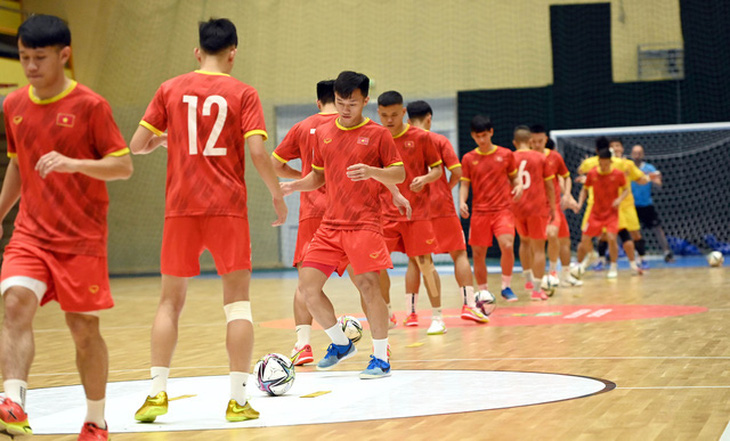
left=140, top=70, right=267, bottom=218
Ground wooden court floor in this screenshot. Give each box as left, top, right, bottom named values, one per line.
left=9, top=263, right=730, bottom=440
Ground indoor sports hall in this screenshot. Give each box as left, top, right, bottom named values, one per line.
left=0, top=1, right=728, bottom=440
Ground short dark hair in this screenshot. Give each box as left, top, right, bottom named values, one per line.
left=406, top=100, right=433, bottom=120
left=316, top=80, right=335, bottom=105
left=199, top=18, right=238, bottom=54
left=513, top=125, right=532, bottom=143
left=545, top=138, right=556, bottom=150
left=334, top=71, right=369, bottom=99
left=18, top=14, right=71, bottom=48
left=377, top=91, right=403, bottom=107
left=470, top=114, right=493, bottom=133
left=598, top=147, right=612, bottom=159
left=608, top=137, right=623, bottom=146
left=595, top=136, right=610, bottom=152
left=530, top=124, right=547, bottom=134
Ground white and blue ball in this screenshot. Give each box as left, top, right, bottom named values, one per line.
left=254, top=353, right=295, bottom=396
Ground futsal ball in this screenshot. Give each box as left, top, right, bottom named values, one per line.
left=569, top=263, right=585, bottom=280
left=475, top=290, right=497, bottom=316
left=254, top=353, right=295, bottom=396
left=708, top=251, right=724, bottom=267
left=337, top=315, right=363, bottom=343
left=540, top=275, right=559, bottom=297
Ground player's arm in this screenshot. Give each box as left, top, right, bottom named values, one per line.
left=346, top=163, right=405, bottom=185
left=448, top=164, right=463, bottom=189
left=545, top=177, right=556, bottom=222
left=385, top=184, right=412, bottom=220
left=280, top=168, right=325, bottom=194
left=510, top=171, right=523, bottom=201
left=248, top=134, right=287, bottom=226
left=459, top=179, right=470, bottom=218
left=410, top=162, right=443, bottom=193
left=130, top=125, right=168, bottom=155
left=0, top=157, right=21, bottom=236
left=574, top=186, right=588, bottom=213
left=613, top=186, right=630, bottom=207
left=270, top=154, right=303, bottom=180
left=35, top=150, right=133, bottom=181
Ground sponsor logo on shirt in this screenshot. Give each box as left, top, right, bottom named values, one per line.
left=472, top=160, right=479, bottom=165
left=357, top=137, right=370, bottom=146
left=324, top=138, right=333, bottom=144
left=369, top=252, right=380, bottom=259
left=56, top=113, right=75, bottom=128
left=88, top=285, right=100, bottom=294
left=310, top=128, right=316, bottom=135
left=13, top=116, right=22, bottom=125
left=426, top=238, right=435, bottom=245
left=405, top=141, right=415, bottom=148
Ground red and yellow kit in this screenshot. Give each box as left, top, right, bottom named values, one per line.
left=544, top=149, right=571, bottom=237
left=461, top=145, right=518, bottom=213
left=141, top=70, right=267, bottom=218
left=582, top=167, right=627, bottom=236
left=3, top=81, right=129, bottom=256
left=512, top=149, right=554, bottom=240
left=425, top=130, right=461, bottom=218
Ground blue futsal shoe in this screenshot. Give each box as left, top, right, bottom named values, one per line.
left=359, top=355, right=391, bottom=379
left=501, top=287, right=518, bottom=302
left=316, top=341, right=356, bottom=371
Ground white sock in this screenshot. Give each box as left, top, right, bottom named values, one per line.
left=432, top=307, right=442, bottom=319
left=85, top=398, right=106, bottom=428
left=610, top=262, right=618, bottom=271
left=406, top=293, right=418, bottom=313
left=295, top=324, right=311, bottom=348
left=478, top=283, right=488, bottom=291
left=149, top=367, right=169, bottom=396
left=372, top=338, right=388, bottom=361
left=461, top=286, right=475, bottom=307
left=325, top=323, right=349, bottom=345
left=630, top=260, right=639, bottom=270
left=501, top=275, right=512, bottom=290
left=561, top=267, right=570, bottom=279
left=3, top=380, right=27, bottom=408
left=523, top=269, right=534, bottom=283
left=549, top=261, right=558, bottom=273
left=230, top=371, right=248, bottom=405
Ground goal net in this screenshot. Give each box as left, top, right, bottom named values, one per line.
left=551, top=122, right=730, bottom=255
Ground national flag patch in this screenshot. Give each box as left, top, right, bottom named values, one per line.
left=56, top=113, right=75, bottom=128
left=405, top=141, right=415, bottom=148
left=357, top=136, right=370, bottom=145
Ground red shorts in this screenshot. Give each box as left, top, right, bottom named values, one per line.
left=382, top=219, right=438, bottom=257
left=582, top=213, right=619, bottom=237
left=293, top=217, right=323, bottom=267
left=432, top=215, right=467, bottom=254
left=161, top=216, right=251, bottom=277
left=515, top=214, right=548, bottom=240
left=303, top=227, right=392, bottom=276
left=0, top=240, right=112, bottom=313
left=548, top=206, right=571, bottom=238
left=468, top=210, right=515, bottom=247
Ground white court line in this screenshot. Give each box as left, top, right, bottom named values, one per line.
left=721, top=421, right=730, bottom=441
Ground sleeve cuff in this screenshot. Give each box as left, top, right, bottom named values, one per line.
left=139, top=120, right=164, bottom=136
left=244, top=129, right=268, bottom=141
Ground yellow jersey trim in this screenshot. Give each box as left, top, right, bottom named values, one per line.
left=311, top=164, right=324, bottom=171
left=393, top=124, right=410, bottom=139
left=7, top=152, right=17, bottom=158
left=105, top=147, right=130, bottom=157
left=244, top=129, right=268, bottom=141
left=140, top=120, right=164, bottom=136
left=29, top=80, right=77, bottom=105
left=336, top=117, right=370, bottom=131
left=429, top=159, right=444, bottom=168
left=560, top=171, right=571, bottom=178
left=474, top=146, right=497, bottom=156
left=460, top=177, right=471, bottom=182
left=272, top=152, right=288, bottom=164
left=387, top=161, right=404, bottom=168
left=318, top=111, right=338, bottom=115
left=447, top=163, right=462, bottom=170
left=508, top=169, right=518, bottom=177
left=544, top=175, right=555, bottom=181
left=194, top=70, right=231, bottom=77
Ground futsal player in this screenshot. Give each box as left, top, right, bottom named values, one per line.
left=271, top=80, right=337, bottom=366
left=529, top=125, right=583, bottom=287
left=376, top=91, right=445, bottom=335
left=0, top=15, right=133, bottom=440
left=630, top=144, right=674, bottom=263
left=574, top=143, right=629, bottom=278
left=405, top=101, right=489, bottom=323
left=512, top=126, right=556, bottom=301
left=460, top=115, right=523, bottom=302
left=280, top=71, right=404, bottom=379
left=130, top=18, right=287, bottom=423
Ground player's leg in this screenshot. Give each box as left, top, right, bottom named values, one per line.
left=519, top=233, right=535, bottom=292
left=606, top=232, right=620, bottom=279
left=631, top=229, right=647, bottom=269
left=451, top=249, right=488, bottom=323
left=472, top=245, right=489, bottom=290
left=378, top=269, right=398, bottom=328
left=653, top=225, right=673, bottom=262
left=351, top=271, right=391, bottom=379
left=496, top=234, right=517, bottom=301
left=291, top=266, right=314, bottom=365
left=415, top=254, right=445, bottom=335
left=546, top=225, right=560, bottom=276
left=403, top=259, right=420, bottom=327
left=65, top=312, right=109, bottom=433
left=531, top=237, right=550, bottom=301
left=618, top=229, right=640, bottom=275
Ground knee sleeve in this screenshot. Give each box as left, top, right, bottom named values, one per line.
left=223, top=301, right=252, bottom=323
left=635, top=238, right=646, bottom=256
left=597, top=240, right=608, bottom=257
left=618, top=229, right=632, bottom=243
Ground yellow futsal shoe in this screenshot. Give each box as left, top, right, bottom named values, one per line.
left=226, top=399, right=260, bottom=422
left=134, top=391, right=168, bottom=423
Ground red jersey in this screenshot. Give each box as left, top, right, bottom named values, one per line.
left=3, top=81, right=129, bottom=256
left=512, top=149, right=553, bottom=218
left=141, top=70, right=267, bottom=218
left=380, top=125, right=442, bottom=221
left=273, top=112, right=336, bottom=221
left=584, top=168, right=626, bottom=219
left=427, top=131, right=461, bottom=218
left=460, top=145, right=518, bottom=213
left=312, top=118, right=402, bottom=233
left=544, top=149, right=569, bottom=198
